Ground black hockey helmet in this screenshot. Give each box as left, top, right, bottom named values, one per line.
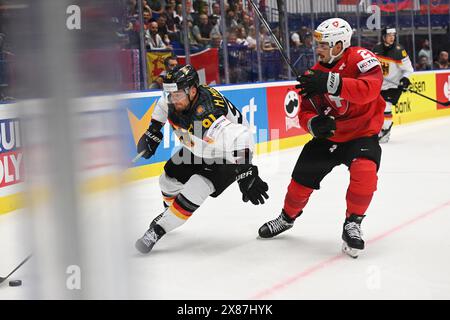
left=163, top=64, right=199, bottom=112
left=381, top=26, right=396, bottom=48
left=163, top=64, right=199, bottom=92
left=381, top=26, right=397, bottom=37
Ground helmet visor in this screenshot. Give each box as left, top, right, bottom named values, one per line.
left=163, top=83, right=188, bottom=104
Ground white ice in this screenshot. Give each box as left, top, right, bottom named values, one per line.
left=1, top=116, right=450, bottom=299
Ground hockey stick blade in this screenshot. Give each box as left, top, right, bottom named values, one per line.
left=384, top=78, right=450, bottom=107
left=0, top=254, right=32, bottom=285
left=132, top=150, right=146, bottom=163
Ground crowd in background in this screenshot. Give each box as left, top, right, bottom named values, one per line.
left=0, top=0, right=449, bottom=99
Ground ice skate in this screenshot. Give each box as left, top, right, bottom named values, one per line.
left=135, top=224, right=166, bottom=254
left=258, top=210, right=300, bottom=238
left=149, top=212, right=164, bottom=229
left=342, top=214, right=365, bottom=258
left=378, top=123, right=393, bottom=143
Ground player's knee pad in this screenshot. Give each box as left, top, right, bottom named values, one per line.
left=159, top=172, right=184, bottom=197
left=349, top=158, right=378, bottom=195
left=181, top=174, right=215, bottom=207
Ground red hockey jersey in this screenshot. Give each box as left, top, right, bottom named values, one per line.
left=299, top=46, right=385, bottom=143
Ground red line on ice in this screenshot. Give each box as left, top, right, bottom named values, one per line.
left=250, top=200, right=450, bottom=299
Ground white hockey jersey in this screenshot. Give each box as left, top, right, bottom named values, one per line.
left=372, top=43, right=414, bottom=91
left=151, top=85, right=254, bottom=164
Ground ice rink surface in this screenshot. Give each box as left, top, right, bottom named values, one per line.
left=1, top=116, right=450, bottom=299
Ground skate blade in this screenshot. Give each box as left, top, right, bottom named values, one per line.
left=342, top=242, right=360, bottom=259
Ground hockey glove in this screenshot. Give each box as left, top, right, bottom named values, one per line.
left=398, top=77, right=411, bottom=92
left=137, top=122, right=163, bottom=159
left=296, top=70, right=342, bottom=99
left=236, top=165, right=269, bottom=205
left=308, top=115, right=336, bottom=139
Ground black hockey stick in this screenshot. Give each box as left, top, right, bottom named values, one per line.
left=247, top=0, right=328, bottom=117
left=384, top=78, right=450, bottom=107
left=406, top=88, right=450, bottom=107
left=0, top=254, right=32, bottom=285
left=248, top=0, right=299, bottom=78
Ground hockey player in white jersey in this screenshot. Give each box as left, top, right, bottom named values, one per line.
left=135, top=65, right=269, bottom=254
left=372, top=26, right=414, bottom=143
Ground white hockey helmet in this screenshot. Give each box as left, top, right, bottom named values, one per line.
left=313, top=18, right=353, bottom=63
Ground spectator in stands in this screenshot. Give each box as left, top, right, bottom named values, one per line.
left=211, top=34, right=222, bottom=49
left=146, top=21, right=172, bottom=50
left=125, top=4, right=152, bottom=48
left=193, top=14, right=213, bottom=47
left=296, top=31, right=315, bottom=74
left=416, top=55, right=432, bottom=71
left=229, top=0, right=244, bottom=24
left=174, top=3, right=194, bottom=28
left=235, top=26, right=248, bottom=46
left=210, top=2, right=221, bottom=26
left=434, top=51, right=450, bottom=70
left=162, top=4, right=177, bottom=33
left=157, top=15, right=171, bottom=46
left=291, top=31, right=302, bottom=49
left=196, top=1, right=210, bottom=20
left=246, top=26, right=257, bottom=50
left=209, top=14, right=221, bottom=38
left=128, top=0, right=151, bottom=16
left=227, top=32, right=245, bottom=83
left=147, top=0, right=164, bottom=14
left=241, top=13, right=253, bottom=35
left=225, top=9, right=239, bottom=29
left=180, top=18, right=201, bottom=51
left=299, top=32, right=313, bottom=51
left=261, top=27, right=276, bottom=52
left=418, top=39, right=432, bottom=67
left=149, top=55, right=178, bottom=89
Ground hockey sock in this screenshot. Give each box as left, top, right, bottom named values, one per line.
left=346, top=158, right=378, bottom=217
left=162, top=191, right=176, bottom=207
left=157, top=194, right=200, bottom=232
left=383, top=102, right=393, bottom=130
left=283, top=179, right=314, bottom=219
left=157, top=174, right=214, bottom=233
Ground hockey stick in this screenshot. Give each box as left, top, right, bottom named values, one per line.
left=248, top=0, right=329, bottom=119
left=247, top=0, right=328, bottom=117
left=132, top=150, right=146, bottom=163
left=384, top=78, right=450, bottom=107
left=248, top=0, right=300, bottom=78
left=0, top=254, right=32, bottom=285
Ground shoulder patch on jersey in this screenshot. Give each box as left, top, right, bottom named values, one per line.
left=204, top=115, right=231, bottom=143
left=196, top=105, right=204, bottom=115
left=357, top=57, right=380, bottom=73
left=402, top=49, right=407, bottom=57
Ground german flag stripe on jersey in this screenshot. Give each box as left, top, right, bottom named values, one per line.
left=376, top=55, right=403, bottom=65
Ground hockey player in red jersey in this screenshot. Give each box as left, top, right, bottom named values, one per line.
left=258, top=18, right=385, bottom=258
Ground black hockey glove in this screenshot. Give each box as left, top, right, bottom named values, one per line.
left=296, top=69, right=342, bottom=99
left=398, top=77, right=411, bottom=92
left=236, top=165, right=269, bottom=205
left=308, top=115, right=336, bottom=139
left=137, top=122, right=163, bottom=159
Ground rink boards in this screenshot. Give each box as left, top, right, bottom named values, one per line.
left=1, top=69, right=450, bottom=214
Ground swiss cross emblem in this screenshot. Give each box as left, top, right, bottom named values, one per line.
left=332, top=21, right=339, bottom=27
